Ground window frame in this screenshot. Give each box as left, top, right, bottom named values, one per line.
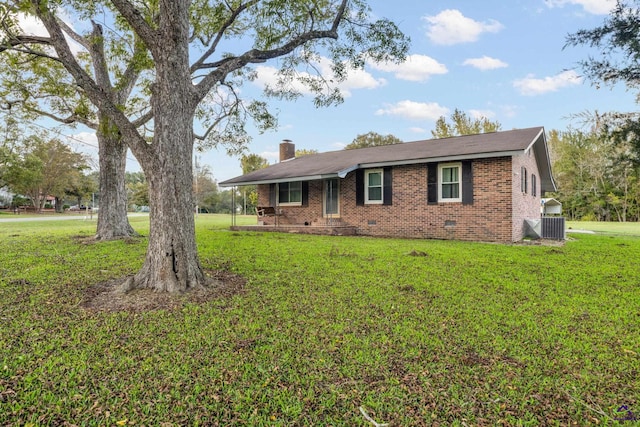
left=438, top=162, right=462, bottom=203
left=277, top=181, right=302, bottom=206
left=531, top=174, right=537, bottom=197
left=365, top=169, right=384, bottom=204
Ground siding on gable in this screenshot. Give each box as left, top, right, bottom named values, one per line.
left=256, top=157, right=517, bottom=242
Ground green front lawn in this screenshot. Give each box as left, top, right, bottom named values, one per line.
left=567, top=220, right=640, bottom=236
left=1, top=215, right=638, bottom=425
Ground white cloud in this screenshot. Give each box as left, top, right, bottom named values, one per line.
left=375, top=100, right=449, bottom=121
left=409, top=127, right=428, bottom=134
left=369, top=54, right=448, bottom=81
left=463, top=56, right=508, bottom=71
left=254, top=56, right=385, bottom=99
left=501, top=105, right=519, bottom=118
left=423, top=9, right=504, bottom=45
left=545, top=0, right=616, bottom=15
left=330, top=141, right=347, bottom=150
left=16, top=13, right=47, bottom=36
left=513, top=70, right=582, bottom=96
left=468, top=109, right=496, bottom=119
left=16, top=11, right=85, bottom=56
left=261, top=150, right=280, bottom=163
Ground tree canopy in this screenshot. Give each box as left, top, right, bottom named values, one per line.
left=295, top=148, right=319, bottom=157
left=565, top=0, right=640, bottom=158
left=0, top=3, right=148, bottom=238
left=2, top=134, right=90, bottom=210
left=431, top=109, right=501, bottom=139
left=1, top=0, right=409, bottom=292
left=344, top=131, right=402, bottom=149
left=548, top=128, right=640, bottom=221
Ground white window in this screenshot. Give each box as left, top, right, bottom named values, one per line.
left=277, top=181, right=302, bottom=206
left=365, top=169, right=383, bottom=204
left=438, top=163, right=461, bottom=202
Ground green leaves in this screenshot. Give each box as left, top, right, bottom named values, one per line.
left=431, top=108, right=502, bottom=138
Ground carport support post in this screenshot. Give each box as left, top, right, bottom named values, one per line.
left=231, top=186, right=236, bottom=227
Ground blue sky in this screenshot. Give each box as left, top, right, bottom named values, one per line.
left=38, top=0, right=638, bottom=182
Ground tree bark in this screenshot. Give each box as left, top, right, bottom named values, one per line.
left=122, top=113, right=205, bottom=292
left=121, top=4, right=206, bottom=292
left=95, top=125, right=137, bottom=240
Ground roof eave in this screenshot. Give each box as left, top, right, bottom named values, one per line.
left=219, top=150, right=529, bottom=186
left=219, top=174, right=339, bottom=187
left=360, top=150, right=524, bottom=169
left=528, top=127, right=558, bottom=193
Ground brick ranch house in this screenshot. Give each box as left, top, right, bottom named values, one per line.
left=219, top=127, right=557, bottom=242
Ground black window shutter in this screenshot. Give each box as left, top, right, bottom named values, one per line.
left=269, top=183, right=276, bottom=206
left=427, top=163, right=438, bottom=205
left=462, top=160, right=473, bottom=205
left=302, top=181, right=309, bottom=206
left=355, top=169, right=364, bottom=206
left=383, top=167, right=393, bottom=205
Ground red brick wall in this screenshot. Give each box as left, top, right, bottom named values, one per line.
left=257, top=156, right=540, bottom=242
left=511, top=151, right=543, bottom=240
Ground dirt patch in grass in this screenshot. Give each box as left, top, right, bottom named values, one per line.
left=80, top=269, right=246, bottom=313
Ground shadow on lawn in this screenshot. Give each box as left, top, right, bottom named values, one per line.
left=80, top=269, right=246, bottom=312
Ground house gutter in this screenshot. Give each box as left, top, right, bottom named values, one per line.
left=337, top=164, right=359, bottom=178
left=218, top=174, right=339, bottom=187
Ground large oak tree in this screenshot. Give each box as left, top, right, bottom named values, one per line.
left=0, top=8, right=149, bottom=239
left=3, top=0, right=408, bottom=292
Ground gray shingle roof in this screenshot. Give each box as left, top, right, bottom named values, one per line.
left=220, top=126, right=556, bottom=192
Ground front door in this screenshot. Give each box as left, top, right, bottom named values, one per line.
left=324, top=178, right=339, bottom=217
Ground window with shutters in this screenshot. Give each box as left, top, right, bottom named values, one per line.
left=365, top=169, right=383, bottom=204
left=438, top=163, right=461, bottom=202
left=277, top=181, right=302, bottom=205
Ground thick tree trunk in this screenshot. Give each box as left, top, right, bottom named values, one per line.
left=116, top=0, right=207, bottom=293
left=121, top=19, right=206, bottom=292
left=95, top=127, right=137, bottom=240
left=122, top=118, right=205, bottom=292
left=124, top=156, right=205, bottom=292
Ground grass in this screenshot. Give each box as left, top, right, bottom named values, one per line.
left=567, top=221, right=640, bottom=236
left=1, top=215, right=639, bottom=426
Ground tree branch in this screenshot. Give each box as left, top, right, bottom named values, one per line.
left=115, top=36, right=145, bottom=103
left=108, top=0, right=159, bottom=54
left=29, top=106, right=97, bottom=129
left=57, top=18, right=90, bottom=51
left=0, top=34, right=62, bottom=63
left=29, top=0, right=149, bottom=157
left=132, top=110, right=153, bottom=128
left=89, top=21, right=113, bottom=95
left=192, top=0, right=347, bottom=101
left=190, top=0, right=258, bottom=73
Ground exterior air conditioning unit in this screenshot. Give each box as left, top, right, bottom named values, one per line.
left=541, top=217, right=566, bottom=240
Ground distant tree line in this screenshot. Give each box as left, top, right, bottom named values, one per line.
left=547, top=127, right=640, bottom=221
left=0, top=130, right=96, bottom=211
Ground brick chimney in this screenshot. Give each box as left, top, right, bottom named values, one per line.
left=279, top=139, right=295, bottom=162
